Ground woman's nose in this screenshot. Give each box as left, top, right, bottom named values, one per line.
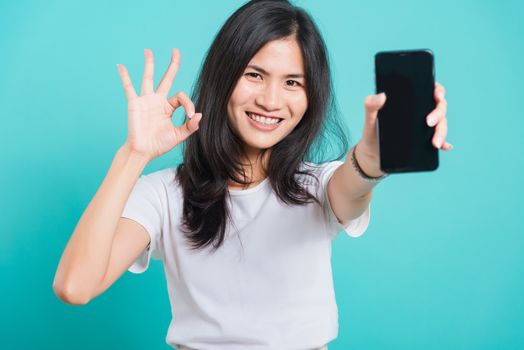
left=255, top=82, right=282, bottom=111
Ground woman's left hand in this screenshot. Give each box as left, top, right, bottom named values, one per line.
left=355, top=82, right=453, bottom=176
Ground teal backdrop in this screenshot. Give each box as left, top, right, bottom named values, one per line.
left=1, top=0, right=523, bottom=349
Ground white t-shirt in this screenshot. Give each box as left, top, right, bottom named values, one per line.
left=121, top=160, right=371, bottom=350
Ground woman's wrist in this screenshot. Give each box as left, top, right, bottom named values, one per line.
left=118, top=142, right=151, bottom=168
left=351, top=144, right=388, bottom=181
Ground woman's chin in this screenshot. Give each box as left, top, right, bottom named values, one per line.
left=242, top=139, right=278, bottom=153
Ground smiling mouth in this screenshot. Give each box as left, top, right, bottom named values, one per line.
left=245, top=111, right=284, bottom=125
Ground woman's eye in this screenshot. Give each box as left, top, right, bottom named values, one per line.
left=286, top=80, right=300, bottom=87
left=246, top=72, right=261, bottom=79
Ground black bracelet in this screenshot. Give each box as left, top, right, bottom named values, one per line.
left=350, top=144, right=388, bottom=183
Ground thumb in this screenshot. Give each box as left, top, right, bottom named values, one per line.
left=364, top=92, right=387, bottom=123
left=175, top=113, right=202, bottom=143
left=364, top=92, right=386, bottom=136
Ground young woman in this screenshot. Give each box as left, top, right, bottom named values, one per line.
left=53, top=0, right=451, bottom=349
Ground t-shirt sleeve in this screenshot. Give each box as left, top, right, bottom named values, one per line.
left=121, top=172, right=164, bottom=274
left=318, top=160, right=371, bottom=238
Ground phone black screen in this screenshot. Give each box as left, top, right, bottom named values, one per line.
left=375, top=49, right=438, bottom=173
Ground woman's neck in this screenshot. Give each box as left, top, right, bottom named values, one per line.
left=228, top=149, right=270, bottom=190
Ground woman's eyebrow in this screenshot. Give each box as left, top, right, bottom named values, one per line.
left=247, top=64, right=304, bottom=79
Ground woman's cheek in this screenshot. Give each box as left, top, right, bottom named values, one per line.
left=289, top=92, right=308, bottom=117
left=243, top=83, right=261, bottom=99
left=231, top=79, right=254, bottom=103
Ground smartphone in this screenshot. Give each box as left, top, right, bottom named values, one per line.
left=375, top=49, right=438, bottom=173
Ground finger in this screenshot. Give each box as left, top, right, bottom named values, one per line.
left=432, top=117, right=448, bottom=149
left=116, top=64, right=138, bottom=99
left=441, top=141, right=453, bottom=151
left=364, top=93, right=387, bottom=122
left=426, top=98, right=447, bottom=127
left=434, top=81, right=446, bottom=102
left=167, top=91, right=196, bottom=118
left=140, top=48, right=155, bottom=96
left=174, top=113, right=202, bottom=142
left=157, top=48, right=181, bottom=95
left=362, top=93, right=386, bottom=138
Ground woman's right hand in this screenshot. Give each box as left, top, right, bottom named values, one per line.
left=117, top=48, right=202, bottom=162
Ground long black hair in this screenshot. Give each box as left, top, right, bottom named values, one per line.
left=175, top=0, right=350, bottom=252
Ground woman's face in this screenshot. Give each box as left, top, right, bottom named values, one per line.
left=227, top=37, right=308, bottom=158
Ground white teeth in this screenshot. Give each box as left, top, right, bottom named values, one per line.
left=248, top=112, right=281, bottom=125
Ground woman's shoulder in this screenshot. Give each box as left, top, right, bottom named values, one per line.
left=139, top=166, right=177, bottom=180
left=300, top=159, right=344, bottom=175
left=136, top=167, right=181, bottom=193
left=295, top=159, right=343, bottom=187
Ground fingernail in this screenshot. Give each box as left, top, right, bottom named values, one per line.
left=435, top=137, right=442, bottom=148
left=427, top=117, right=436, bottom=126
left=372, top=93, right=384, bottom=104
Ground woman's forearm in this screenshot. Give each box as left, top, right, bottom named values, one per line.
left=53, top=144, right=149, bottom=304
left=339, top=145, right=383, bottom=201
left=327, top=144, right=384, bottom=224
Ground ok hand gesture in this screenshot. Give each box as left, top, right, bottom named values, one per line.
left=117, top=48, right=202, bottom=162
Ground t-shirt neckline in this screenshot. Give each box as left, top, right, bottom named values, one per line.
left=228, top=177, right=270, bottom=196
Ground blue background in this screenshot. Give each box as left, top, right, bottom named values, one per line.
left=1, top=0, right=523, bottom=349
